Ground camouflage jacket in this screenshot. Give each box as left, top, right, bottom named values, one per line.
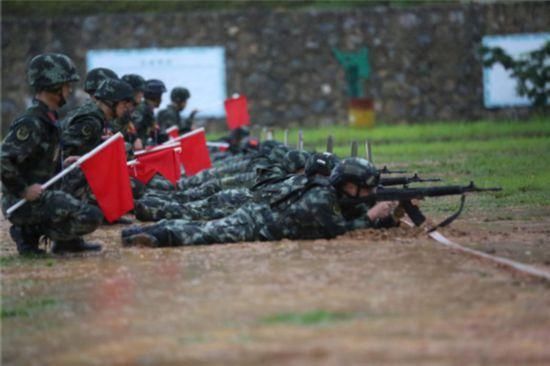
left=60, top=101, right=107, bottom=156
left=157, top=104, right=194, bottom=134
left=255, top=175, right=373, bottom=240
left=132, top=101, right=155, bottom=142
left=1, top=99, right=62, bottom=200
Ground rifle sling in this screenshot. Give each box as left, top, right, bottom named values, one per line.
left=427, top=194, right=466, bottom=233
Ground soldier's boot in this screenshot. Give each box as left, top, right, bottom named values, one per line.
left=121, top=226, right=162, bottom=247
left=52, top=238, right=102, bottom=254
left=122, top=233, right=160, bottom=248
left=9, top=225, right=45, bottom=256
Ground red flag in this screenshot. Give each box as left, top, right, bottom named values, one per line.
left=128, top=162, right=156, bottom=184
left=224, top=95, right=250, bottom=130
left=179, top=128, right=212, bottom=176
left=137, top=148, right=181, bottom=185
left=81, top=135, right=134, bottom=223
left=166, top=126, right=179, bottom=140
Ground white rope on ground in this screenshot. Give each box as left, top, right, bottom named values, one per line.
left=401, top=219, right=550, bottom=282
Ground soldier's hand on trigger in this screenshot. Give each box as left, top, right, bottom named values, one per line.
left=23, top=184, right=43, bottom=201
left=63, top=155, right=80, bottom=166
left=367, top=201, right=399, bottom=221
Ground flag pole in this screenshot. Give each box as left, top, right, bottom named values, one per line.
left=6, top=133, right=124, bottom=217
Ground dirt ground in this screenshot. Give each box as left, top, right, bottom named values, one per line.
left=1, top=207, right=550, bottom=365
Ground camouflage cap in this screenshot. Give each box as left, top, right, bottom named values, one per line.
left=84, top=68, right=119, bottom=93
left=121, top=74, right=146, bottom=92
left=329, top=157, right=379, bottom=190
left=27, top=53, right=80, bottom=88
left=94, top=79, right=134, bottom=103
left=171, top=87, right=191, bottom=103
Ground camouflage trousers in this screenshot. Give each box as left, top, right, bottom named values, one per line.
left=135, top=188, right=253, bottom=221
left=2, top=190, right=103, bottom=241
left=123, top=202, right=274, bottom=247
left=146, top=174, right=178, bottom=191
left=144, top=172, right=257, bottom=206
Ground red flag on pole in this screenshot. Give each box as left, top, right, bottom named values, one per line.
left=224, top=95, right=250, bottom=130
left=166, top=125, right=179, bottom=140
left=178, top=128, right=212, bottom=176
left=128, top=161, right=157, bottom=185
left=80, top=135, right=134, bottom=223
left=137, top=148, right=181, bottom=185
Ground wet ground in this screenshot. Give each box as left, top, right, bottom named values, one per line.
left=2, top=208, right=550, bottom=365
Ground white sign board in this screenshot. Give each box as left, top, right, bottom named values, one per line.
left=482, top=33, right=549, bottom=108
left=87, top=47, right=226, bottom=117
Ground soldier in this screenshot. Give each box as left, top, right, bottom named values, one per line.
left=133, top=79, right=166, bottom=145
left=1, top=53, right=103, bottom=255
left=120, top=74, right=147, bottom=152
left=121, top=157, right=397, bottom=247
left=61, top=78, right=135, bottom=157
left=83, top=67, right=119, bottom=100
left=157, top=87, right=197, bottom=134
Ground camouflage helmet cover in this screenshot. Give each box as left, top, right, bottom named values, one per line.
left=171, top=87, right=191, bottom=103
left=84, top=68, right=119, bottom=93
left=121, top=74, right=146, bottom=92
left=283, top=150, right=310, bottom=173
left=27, top=53, right=80, bottom=88
left=305, top=152, right=341, bottom=177
left=329, top=157, right=380, bottom=190
left=94, top=79, right=134, bottom=103
left=144, top=79, right=167, bottom=96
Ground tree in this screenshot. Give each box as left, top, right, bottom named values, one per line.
left=481, top=41, right=549, bottom=108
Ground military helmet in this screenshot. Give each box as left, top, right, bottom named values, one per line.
left=171, top=87, right=191, bottom=103
left=283, top=150, right=310, bottom=173
left=144, top=79, right=167, bottom=97
left=27, top=53, right=80, bottom=89
left=305, top=152, right=340, bottom=177
left=84, top=68, right=118, bottom=93
left=94, top=79, right=134, bottom=103
left=329, top=157, right=380, bottom=191
left=121, top=74, right=146, bottom=92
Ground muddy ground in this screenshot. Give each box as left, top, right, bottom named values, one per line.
left=1, top=207, right=550, bottom=365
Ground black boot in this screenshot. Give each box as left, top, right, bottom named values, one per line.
left=9, top=225, right=45, bottom=256
left=52, top=238, right=102, bottom=254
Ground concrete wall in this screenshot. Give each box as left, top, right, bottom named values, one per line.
left=2, top=2, right=548, bottom=135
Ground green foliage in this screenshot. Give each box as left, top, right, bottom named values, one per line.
left=2, top=0, right=449, bottom=17
left=481, top=41, right=550, bottom=108
left=261, top=310, right=355, bottom=325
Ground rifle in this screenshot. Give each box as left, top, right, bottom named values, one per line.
left=340, top=182, right=502, bottom=230
left=379, top=173, right=441, bottom=186
left=379, top=165, right=407, bottom=174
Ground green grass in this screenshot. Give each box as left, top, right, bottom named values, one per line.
left=1, top=298, right=58, bottom=319
left=216, top=118, right=550, bottom=212
left=261, top=310, right=356, bottom=326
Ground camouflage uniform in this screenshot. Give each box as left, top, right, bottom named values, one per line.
left=1, top=100, right=102, bottom=242
left=157, top=104, right=194, bottom=134
left=131, top=101, right=155, bottom=143
left=60, top=101, right=107, bottom=156
left=122, top=176, right=374, bottom=247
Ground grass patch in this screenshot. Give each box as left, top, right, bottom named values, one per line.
left=0, top=255, right=56, bottom=268
left=1, top=298, right=58, bottom=319
left=216, top=118, right=549, bottom=212
left=261, top=310, right=356, bottom=326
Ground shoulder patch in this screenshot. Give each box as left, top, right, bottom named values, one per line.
left=81, top=124, right=92, bottom=137
left=16, top=125, right=31, bottom=141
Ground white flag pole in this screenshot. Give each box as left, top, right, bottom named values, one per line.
left=6, top=132, right=124, bottom=217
